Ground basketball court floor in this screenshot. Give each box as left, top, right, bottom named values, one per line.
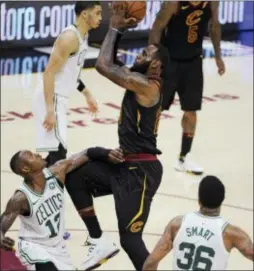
left=1, top=40, right=253, bottom=270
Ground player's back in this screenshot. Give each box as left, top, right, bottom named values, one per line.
left=172, top=211, right=229, bottom=270
left=162, top=1, right=211, bottom=60
left=18, top=168, right=65, bottom=247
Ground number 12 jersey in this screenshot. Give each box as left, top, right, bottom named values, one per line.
left=18, top=168, right=65, bottom=247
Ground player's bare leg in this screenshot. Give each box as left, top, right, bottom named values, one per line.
left=174, top=111, right=204, bottom=175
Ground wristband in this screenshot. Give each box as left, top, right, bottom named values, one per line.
left=77, top=79, right=86, bottom=92
left=87, top=147, right=111, bottom=161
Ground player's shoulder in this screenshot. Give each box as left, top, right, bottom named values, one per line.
left=222, top=223, right=251, bottom=247
left=49, top=159, right=72, bottom=172
left=224, top=223, right=246, bottom=237
left=170, top=215, right=184, bottom=229
left=167, top=215, right=184, bottom=240
left=5, top=190, right=29, bottom=212
left=58, top=29, right=79, bottom=43
left=12, top=190, right=28, bottom=202
left=48, top=159, right=72, bottom=181
left=54, top=28, right=79, bottom=49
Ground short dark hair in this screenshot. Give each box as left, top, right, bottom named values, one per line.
left=199, top=176, right=225, bottom=209
left=74, top=1, right=101, bottom=15
left=10, top=151, right=21, bottom=175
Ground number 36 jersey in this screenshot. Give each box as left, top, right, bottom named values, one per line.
left=172, top=212, right=230, bottom=270
left=18, top=168, right=65, bottom=247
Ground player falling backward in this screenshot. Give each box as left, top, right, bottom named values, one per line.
left=149, top=1, right=226, bottom=175
left=0, top=147, right=124, bottom=271
left=143, top=176, right=254, bottom=270
left=32, top=1, right=101, bottom=167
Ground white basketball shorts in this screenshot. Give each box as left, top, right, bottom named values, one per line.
left=16, top=238, right=74, bottom=270
left=32, top=91, right=68, bottom=152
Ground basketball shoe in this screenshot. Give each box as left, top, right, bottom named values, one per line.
left=174, top=153, right=204, bottom=175
left=82, top=233, right=120, bottom=270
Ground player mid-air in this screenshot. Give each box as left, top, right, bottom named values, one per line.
left=33, top=1, right=101, bottom=167
left=0, top=147, right=124, bottom=271
left=149, top=1, right=225, bottom=175
left=64, top=3, right=170, bottom=271
left=143, top=176, right=254, bottom=270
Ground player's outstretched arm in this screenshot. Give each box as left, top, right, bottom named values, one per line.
left=148, top=1, right=178, bottom=45
left=49, top=148, right=125, bottom=184
left=143, top=216, right=182, bottom=270
left=49, top=149, right=89, bottom=182
left=0, top=191, right=29, bottom=250
left=227, top=224, right=254, bottom=261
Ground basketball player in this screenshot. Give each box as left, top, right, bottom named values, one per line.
left=0, top=147, right=124, bottom=271
left=143, top=176, right=254, bottom=270
left=149, top=1, right=226, bottom=175
left=33, top=1, right=102, bottom=167
left=65, top=6, right=170, bottom=271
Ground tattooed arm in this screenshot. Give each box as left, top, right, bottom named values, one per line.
left=0, top=191, right=29, bottom=250
left=148, top=1, right=178, bottom=45
left=50, top=148, right=125, bottom=183
left=49, top=149, right=89, bottom=184
left=227, top=224, right=254, bottom=261
left=143, top=216, right=183, bottom=270
left=96, top=28, right=159, bottom=95
left=113, top=31, right=125, bottom=67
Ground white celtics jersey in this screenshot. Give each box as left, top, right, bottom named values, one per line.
left=172, top=212, right=230, bottom=270
left=53, top=24, right=88, bottom=98
left=18, top=168, right=65, bottom=247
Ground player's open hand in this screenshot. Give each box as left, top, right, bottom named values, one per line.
left=216, top=58, right=225, bottom=76
left=85, top=93, right=99, bottom=117
left=108, top=148, right=125, bottom=163
left=43, top=111, right=56, bottom=131
left=110, top=2, right=137, bottom=30
left=0, top=235, right=15, bottom=251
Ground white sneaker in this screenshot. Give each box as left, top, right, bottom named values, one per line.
left=174, top=154, right=204, bottom=175
left=82, top=233, right=120, bottom=270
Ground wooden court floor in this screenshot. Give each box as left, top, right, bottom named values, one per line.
left=1, top=53, right=253, bottom=270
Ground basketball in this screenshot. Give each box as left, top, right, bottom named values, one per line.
left=126, top=1, right=146, bottom=22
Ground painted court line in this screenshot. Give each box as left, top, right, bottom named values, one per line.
left=2, top=170, right=253, bottom=213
